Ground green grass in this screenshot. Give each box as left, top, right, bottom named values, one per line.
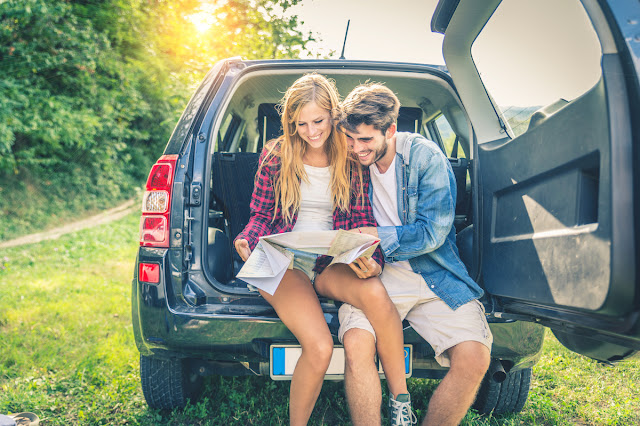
left=1, top=213, right=639, bottom=425
left=0, top=171, right=141, bottom=242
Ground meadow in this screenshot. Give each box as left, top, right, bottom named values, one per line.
left=1, top=213, right=639, bottom=425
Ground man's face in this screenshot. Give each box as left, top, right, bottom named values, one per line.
left=345, top=123, right=389, bottom=167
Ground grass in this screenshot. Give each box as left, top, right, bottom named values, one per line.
left=0, top=170, right=141, bottom=242
left=1, top=213, right=639, bottom=425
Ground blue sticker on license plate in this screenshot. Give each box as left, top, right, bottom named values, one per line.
left=270, top=344, right=412, bottom=380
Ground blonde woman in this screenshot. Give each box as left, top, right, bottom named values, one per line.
left=234, top=73, right=409, bottom=425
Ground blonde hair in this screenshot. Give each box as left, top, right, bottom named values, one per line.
left=260, top=73, right=360, bottom=225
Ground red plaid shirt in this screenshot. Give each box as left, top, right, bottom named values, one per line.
left=235, top=145, right=384, bottom=273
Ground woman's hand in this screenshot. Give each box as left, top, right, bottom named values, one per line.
left=234, top=239, right=252, bottom=262
left=349, top=256, right=382, bottom=279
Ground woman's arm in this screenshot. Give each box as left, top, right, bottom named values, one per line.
left=234, top=149, right=279, bottom=250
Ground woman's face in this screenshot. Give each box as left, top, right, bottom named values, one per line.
left=295, top=102, right=332, bottom=150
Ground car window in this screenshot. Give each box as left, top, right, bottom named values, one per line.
left=471, top=0, right=602, bottom=137
left=215, top=113, right=234, bottom=152
left=217, top=114, right=247, bottom=152
left=435, top=114, right=465, bottom=159
left=425, top=114, right=466, bottom=159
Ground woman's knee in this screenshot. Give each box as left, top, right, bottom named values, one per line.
left=303, top=335, right=334, bottom=368
left=359, top=280, right=394, bottom=313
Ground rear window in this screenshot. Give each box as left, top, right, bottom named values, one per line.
left=471, top=0, right=602, bottom=137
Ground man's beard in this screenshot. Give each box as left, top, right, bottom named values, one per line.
left=372, top=142, right=388, bottom=164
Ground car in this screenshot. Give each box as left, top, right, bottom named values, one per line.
left=132, top=0, right=640, bottom=415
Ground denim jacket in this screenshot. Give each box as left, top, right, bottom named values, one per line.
left=372, top=132, right=484, bottom=310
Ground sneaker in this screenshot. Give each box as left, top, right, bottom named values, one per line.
left=389, top=393, right=417, bottom=425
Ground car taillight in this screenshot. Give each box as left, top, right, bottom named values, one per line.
left=140, top=155, right=178, bottom=247
left=139, top=263, right=160, bottom=283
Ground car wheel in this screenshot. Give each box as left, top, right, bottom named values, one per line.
left=140, top=354, right=204, bottom=409
left=472, top=367, right=531, bottom=415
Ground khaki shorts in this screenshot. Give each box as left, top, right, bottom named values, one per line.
left=338, top=263, right=493, bottom=367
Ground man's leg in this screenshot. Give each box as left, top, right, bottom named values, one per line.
left=338, top=264, right=420, bottom=425
left=421, top=341, right=490, bottom=426
left=315, top=264, right=407, bottom=398
left=343, top=328, right=382, bottom=426
left=404, top=289, right=492, bottom=426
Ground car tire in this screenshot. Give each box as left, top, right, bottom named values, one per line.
left=140, top=354, right=204, bottom=409
left=472, top=367, right=531, bottom=415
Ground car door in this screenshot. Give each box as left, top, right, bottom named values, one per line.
left=432, top=0, right=640, bottom=362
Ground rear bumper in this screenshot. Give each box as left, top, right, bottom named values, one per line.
left=133, top=281, right=545, bottom=375
left=132, top=247, right=545, bottom=375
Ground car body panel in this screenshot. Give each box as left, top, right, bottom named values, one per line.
left=133, top=249, right=544, bottom=373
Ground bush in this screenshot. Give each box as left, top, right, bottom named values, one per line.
left=0, top=0, right=311, bottom=239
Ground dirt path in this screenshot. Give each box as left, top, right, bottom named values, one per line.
left=0, top=199, right=138, bottom=249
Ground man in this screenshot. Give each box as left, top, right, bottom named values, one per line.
left=337, top=83, right=492, bottom=426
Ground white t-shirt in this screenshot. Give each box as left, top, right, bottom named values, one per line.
left=292, top=164, right=334, bottom=232
left=370, top=157, right=413, bottom=272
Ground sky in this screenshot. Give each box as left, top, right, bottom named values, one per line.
left=289, top=0, right=445, bottom=65
left=289, top=0, right=603, bottom=107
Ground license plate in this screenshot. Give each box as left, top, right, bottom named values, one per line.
left=270, top=344, right=412, bottom=380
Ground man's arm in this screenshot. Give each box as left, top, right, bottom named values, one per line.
left=347, top=167, right=385, bottom=268
left=374, top=146, right=455, bottom=262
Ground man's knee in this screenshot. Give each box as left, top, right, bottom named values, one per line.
left=343, top=328, right=377, bottom=371
left=449, top=341, right=491, bottom=381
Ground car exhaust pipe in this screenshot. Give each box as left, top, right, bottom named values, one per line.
left=489, top=359, right=507, bottom=383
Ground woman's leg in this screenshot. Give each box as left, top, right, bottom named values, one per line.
left=260, top=269, right=334, bottom=426
left=315, top=264, right=408, bottom=397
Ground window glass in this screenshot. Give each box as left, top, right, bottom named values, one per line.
left=471, top=0, right=602, bottom=137
left=434, top=115, right=465, bottom=159
left=214, top=113, right=234, bottom=152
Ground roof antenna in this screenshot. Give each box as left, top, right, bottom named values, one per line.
left=339, top=20, right=350, bottom=60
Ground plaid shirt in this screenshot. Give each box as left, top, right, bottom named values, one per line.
left=235, top=146, right=384, bottom=273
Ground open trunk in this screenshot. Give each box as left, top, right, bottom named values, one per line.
left=201, top=66, right=476, bottom=293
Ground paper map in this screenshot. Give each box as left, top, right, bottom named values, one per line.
left=236, top=230, right=379, bottom=295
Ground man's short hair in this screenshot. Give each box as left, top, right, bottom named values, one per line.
left=339, top=83, right=401, bottom=134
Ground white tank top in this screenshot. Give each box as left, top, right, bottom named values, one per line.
left=292, top=164, right=334, bottom=232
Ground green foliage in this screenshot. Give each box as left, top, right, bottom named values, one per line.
left=0, top=0, right=312, bottom=240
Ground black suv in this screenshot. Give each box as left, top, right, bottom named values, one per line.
left=132, top=0, right=640, bottom=415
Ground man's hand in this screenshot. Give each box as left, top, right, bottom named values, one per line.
left=349, top=256, right=382, bottom=279
left=234, top=239, right=252, bottom=262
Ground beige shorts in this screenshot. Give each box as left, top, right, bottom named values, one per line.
left=338, top=263, right=493, bottom=367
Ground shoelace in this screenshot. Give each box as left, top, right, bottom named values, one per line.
left=390, top=398, right=418, bottom=425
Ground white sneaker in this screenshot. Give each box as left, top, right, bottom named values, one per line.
left=389, top=393, right=418, bottom=425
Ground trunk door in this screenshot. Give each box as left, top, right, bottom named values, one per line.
left=433, top=0, right=640, bottom=361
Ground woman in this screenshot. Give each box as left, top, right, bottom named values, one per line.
left=234, top=73, right=408, bottom=425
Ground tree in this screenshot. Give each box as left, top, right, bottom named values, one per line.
left=0, top=0, right=313, bottom=239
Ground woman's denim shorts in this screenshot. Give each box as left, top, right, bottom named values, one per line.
left=287, top=248, right=320, bottom=284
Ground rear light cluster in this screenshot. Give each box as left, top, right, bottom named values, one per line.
left=140, top=155, right=178, bottom=247
left=139, top=263, right=160, bottom=283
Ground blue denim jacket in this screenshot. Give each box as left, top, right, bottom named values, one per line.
left=372, top=132, right=484, bottom=310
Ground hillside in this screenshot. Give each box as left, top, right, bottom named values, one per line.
left=0, top=0, right=312, bottom=241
